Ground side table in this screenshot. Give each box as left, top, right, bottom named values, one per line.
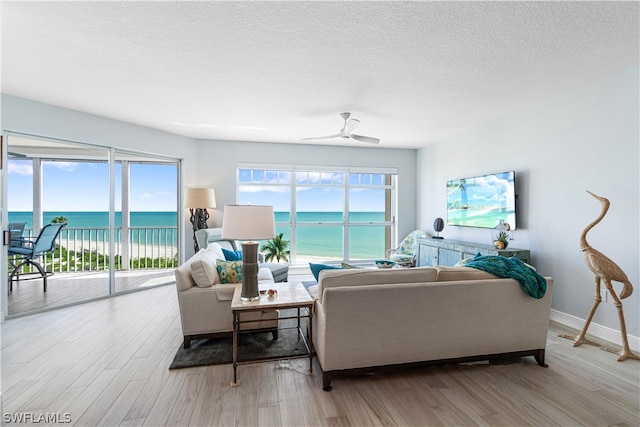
left=231, top=281, right=314, bottom=386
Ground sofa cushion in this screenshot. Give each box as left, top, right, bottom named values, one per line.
left=309, top=263, right=343, bottom=281
left=317, top=267, right=438, bottom=303
left=258, top=267, right=275, bottom=283
left=435, top=266, right=498, bottom=281
left=222, top=248, right=243, bottom=261
left=207, top=242, right=226, bottom=260
left=216, top=260, right=243, bottom=284
left=190, top=249, right=221, bottom=287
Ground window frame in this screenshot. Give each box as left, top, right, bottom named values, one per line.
left=236, top=163, right=397, bottom=263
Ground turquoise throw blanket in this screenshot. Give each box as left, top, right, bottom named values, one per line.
left=465, top=255, right=547, bottom=299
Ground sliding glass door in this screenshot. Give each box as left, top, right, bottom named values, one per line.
left=3, top=134, right=180, bottom=317
left=113, top=151, right=179, bottom=294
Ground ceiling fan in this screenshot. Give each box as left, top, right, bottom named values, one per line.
left=302, top=112, right=380, bottom=144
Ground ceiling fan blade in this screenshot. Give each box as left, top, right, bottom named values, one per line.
left=345, top=118, right=360, bottom=135
left=351, top=134, right=380, bottom=144
left=300, top=133, right=342, bottom=141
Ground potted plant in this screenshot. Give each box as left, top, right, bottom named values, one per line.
left=261, top=233, right=290, bottom=262
left=494, top=231, right=510, bottom=249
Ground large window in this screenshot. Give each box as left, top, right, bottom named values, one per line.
left=237, top=164, right=397, bottom=263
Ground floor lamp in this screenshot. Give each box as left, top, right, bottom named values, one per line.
left=185, top=187, right=217, bottom=253
left=222, top=205, right=275, bottom=301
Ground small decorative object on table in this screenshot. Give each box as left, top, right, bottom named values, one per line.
left=432, top=217, right=445, bottom=239
left=375, top=259, right=396, bottom=269
left=493, top=219, right=511, bottom=249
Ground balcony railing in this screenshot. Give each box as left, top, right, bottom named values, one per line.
left=11, top=226, right=179, bottom=274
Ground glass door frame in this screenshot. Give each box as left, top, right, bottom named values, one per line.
left=1, top=131, right=183, bottom=319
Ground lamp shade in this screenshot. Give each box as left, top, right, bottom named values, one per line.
left=185, top=187, right=216, bottom=209
left=221, top=205, right=275, bottom=241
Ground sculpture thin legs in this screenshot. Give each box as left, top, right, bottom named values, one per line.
left=574, top=277, right=602, bottom=347
left=574, top=277, right=639, bottom=361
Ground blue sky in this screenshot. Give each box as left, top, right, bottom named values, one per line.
left=9, top=160, right=385, bottom=212
left=239, top=186, right=386, bottom=212
left=237, top=169, right=387, bottom=212
left=8, top=160, right=177, bottom=211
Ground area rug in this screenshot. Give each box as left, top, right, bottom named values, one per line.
left=169, top=309, right=309, bottom=370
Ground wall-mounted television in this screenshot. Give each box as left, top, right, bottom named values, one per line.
left=447, top=171, right=517, bottom=229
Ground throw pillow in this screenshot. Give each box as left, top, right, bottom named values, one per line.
left=190, top=250, right=221, bottom=287
left=216, top=260, right=243, bottom=284
left=309, top=263, right=343, bottom=281
left=206, top=242, right=225, bottom=260
left=222, top=248, right=243, bottom=261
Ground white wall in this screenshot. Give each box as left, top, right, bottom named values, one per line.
left=2, top=95, right=196, bottom=160
left=190, top=139, right=418, bottom=259
left=417, top=65, right=639, bottom=340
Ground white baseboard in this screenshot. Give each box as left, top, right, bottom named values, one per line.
left=550, top=309, right=640, bottom=352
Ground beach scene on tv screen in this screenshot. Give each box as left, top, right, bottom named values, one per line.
left=447, top=171, right=516, bottom=229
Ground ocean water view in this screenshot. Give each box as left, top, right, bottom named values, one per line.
left=9, top=211, right=387, bottom=260
left=9, top=211, right=179, bottom=246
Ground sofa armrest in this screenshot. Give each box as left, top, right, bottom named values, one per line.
left=214, top=283, right=239, bottom=301
left=175, top=262, right=196, bottom=292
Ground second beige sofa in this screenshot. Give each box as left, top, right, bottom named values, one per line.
left=310, top=266, right=553, bottom=390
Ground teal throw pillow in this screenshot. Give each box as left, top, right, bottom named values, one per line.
left=222, top=248, right=243, bottom=261
left=216, top=260, right=243, bottom=284
left=309, top=263, right=343, bottom=281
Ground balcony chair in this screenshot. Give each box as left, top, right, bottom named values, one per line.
left=8, top=223, right=66, bottom=292
left=8, top=222, right=27, bottom=247
left=385, top=229, right=429, bottom=267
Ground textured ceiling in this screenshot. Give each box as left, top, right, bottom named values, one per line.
left=1, top=1, right=638, bottom=149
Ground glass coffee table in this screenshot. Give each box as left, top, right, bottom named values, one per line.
left=230, top=281, right=314, bottom=386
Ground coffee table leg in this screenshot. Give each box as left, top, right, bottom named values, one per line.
left=231, top=311, right=239, bottom=386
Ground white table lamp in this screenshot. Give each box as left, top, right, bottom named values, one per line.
left=222, top=205, right=275, bottom=301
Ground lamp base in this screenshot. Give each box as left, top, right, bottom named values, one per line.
left=189, top=208, right=210, bottom=253
left=240, top=241, right=260, bottom=301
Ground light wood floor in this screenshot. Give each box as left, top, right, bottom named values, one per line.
left=2, top=284, right=639, bottom=426
left=7, top=270, right=175, bottom=316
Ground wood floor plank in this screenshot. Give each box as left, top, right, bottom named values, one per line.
left=165, top=372, right=204, bottom=426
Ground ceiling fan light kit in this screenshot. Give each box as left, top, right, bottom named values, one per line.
left=302, top=112, right=380, bottom=145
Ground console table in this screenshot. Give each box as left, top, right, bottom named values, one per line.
left=417, top=237, right=530, bottom=267
left=231, top=281, right=314, bottom=386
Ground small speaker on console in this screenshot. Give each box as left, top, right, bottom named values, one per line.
left=432, top=217, right=444, bottom=239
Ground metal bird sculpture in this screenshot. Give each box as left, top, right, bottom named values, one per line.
left=574, top=190, right=639, bottom=361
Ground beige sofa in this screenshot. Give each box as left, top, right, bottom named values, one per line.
left=195, top=228, right=290, bottom=282
left=310, top=266, right=553, bottom=390
left=174, top=244, right=279, bottom=349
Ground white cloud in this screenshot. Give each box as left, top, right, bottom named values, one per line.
left=47, top=162, right=79, bottom=172
left=240, top=185, right=290, bottom=194
left=7, top=161, right=33, bottom=176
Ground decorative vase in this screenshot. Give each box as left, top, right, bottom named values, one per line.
left=493, top=240, right=507, bottom=249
